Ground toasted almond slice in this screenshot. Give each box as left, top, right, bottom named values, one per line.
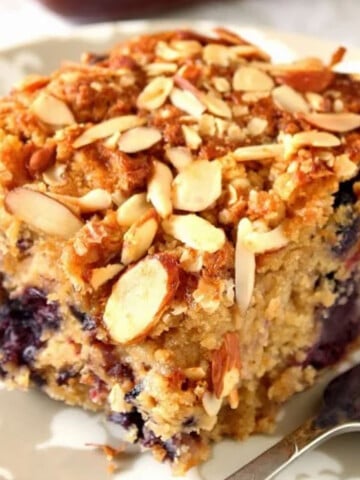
left=228, top=45, right=270, bottom=61
left=5, top=187, right=83, bottom=238
left=116, top=192, right=152, bottom=227
left=42, top=163, right=66, bottom=186
left=181, top=125, right=202, bottom=150
left=162, top=214, right=225, bottom=253
left=228, top=388, right=240, bottom=409
left=166, top=147, right=193, bottom=171
left=212, top=77, right=231, bottom=93
left=77, top=189, right=112, bottom=212
left=118, top=126, right=162, bottom=153
left=333, top=154, right=358, bottom=181
left=202, top=93, right=232, bottom=119
left=290, top=130, right=341, bottom=149
left=202, top=392, right=222, bottom=416
left=272, top=85, right=310, bottom=114
left=104, top=255, right=179, bottom=344
left=171, top=40, right=202, bottom=56
left=242, top=224, right=288, bottom=254
left=147, top=161, right=173, bottom=219
left=233, top=144, right=284, bottom=161
left=172, top=160, right=222, bottom=212
left=155, top=41, right=180, bottom=61
left=145, top=62, right=178, bottom=76
left=235, top=218, right=255, bottom=313
left=121, top=210, right=159, bottom=265
left=202, top=44, right=229, bottom=67
left=247, top=117, right=268, bottom=136
left=137, top=76, right=174, bottom=111
left=90, top=264, right=124, bottom=290
left=233, top=66, right=274, bottom=92
left=31, top=92, right=75, bottom=126
left=73, top=115, right=146, bottom=148
left=212, top=332, right=241, bottom=398
left=184, top=367, right=206, bottom=380
left=302, top=112, right=360, bottom=133
left=170, top=87, right=206, bottom=118
left=305, top=92, right=325, bottom=111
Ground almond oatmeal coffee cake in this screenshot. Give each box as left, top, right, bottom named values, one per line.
left=1, top=27, right=360, bottom=473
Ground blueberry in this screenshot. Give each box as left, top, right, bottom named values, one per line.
left=124, top=383, right=143, bottom=402
left=108, top=408, right=144, bottom=438
left=56, top=369, right=77, bottom=386
left=70, top=305, right=97, bottom=331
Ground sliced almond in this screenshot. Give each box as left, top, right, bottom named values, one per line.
left=228, top=45, right=270, bottom=61
left=145, top=62, right=178, bottom=76
left=202, top=93, right=232, bottom=119
left=184, top=367, right=206, bottom=380
left=90, top=264, right=124, bottom=290
left=5, top=187, right=83, bottom=238
left=162, top=214, right=225, bottom=253
left=116, top=192, right=152, bottom=227
left=31, top=92, right=75, bottom=126
left=170, top=87, right=206, bottom=118
left=305, top=92, right=325, bottom=111
left=333, top=154, right=358, bottom=181
left=211, top=332, right=241, bottom=398
left=247, top=117, right=268, bottom=136
left=233, top=144, right=284, bottom=161
left=72, top=115, right=146, bottom=148
left=166, top=147, right=193, bottom=171
left=272, top=85, right=309, bottom=114
left=121, top=210, right=159, bottom=265
left=147, top=161, right=173, bottom=219
left=155, top=41, right=180, bottom=61
left=103, top=255, right=179, bottom=344
left=118, top=126, right=162, bottom=153
left=171, top=40, right=202, bottom=56
left=77, top=189, right=112, bottom=212
left=181, top=125, right=202, bottom=150
left=290, top=130, right=341, bottom=150
left=202, top=392, right=222, bottom=417
left=235, top=218, right=255, bottom=313
left=202, top=44, right=229, bottom=67
left=137, top=76, right=173, bottom=111
left=198, top=114, right=217, bottom=137
left=212, top=77, right=231, bottom=93
left=42, top=163, right=66, bottom=186
left=242, top=224, right=288, bottom=254
left=302, top=112, right=360, bottom=133
left=172, top=160, right=222, bottom=212
left=233, top=66, right=274, bottom=92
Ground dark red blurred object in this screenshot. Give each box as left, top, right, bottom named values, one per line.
left=36, top=0, right=197, bottom=22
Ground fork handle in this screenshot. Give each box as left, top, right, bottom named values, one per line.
left=224, top=417, right=360, bottom=480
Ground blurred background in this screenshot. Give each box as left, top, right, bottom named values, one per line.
left=1, top=0, right=360, bottom=48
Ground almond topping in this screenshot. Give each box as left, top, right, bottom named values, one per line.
left=202, top=93, right=232, bottom=119
left=28, top=145, right=56, bottom=175
left=121, top=210, right=159, bottom=265
left=202, top=44, right=229, bottom=67
left=162, top=214, right=225, bottom=253
left=42, top=163, right=66, bottom=186
left=181, top=125, right=202, bottom=150
left=247, top=117, right=268, bottom=136
left=5, top=187, right=83, bottom=238
left=147, top=161, right=173, bottom=218
left=302, top=112, right=360, bottom=133
left=184, top=367, right=206, bottom=380
left=31, top=92, right=75, bottom=126
left=172, top=160, right=222, bottom=212
left=145, top=62, right=178, bottom=76
left=212, top=77, right=231, bottom=93
left=166, top=147, right=193, bottom=171
left=211, top=332, right=241, bottom=398
left=155, top=41, right=180, bottom=61
left=116, top=192, right=152, bottom=227
left=170, top=87, right=206, bottom=118
left=73, top=115, right=146, bottom=148
left=90, top=264, right=124, bottom=290
left=235, top=218, right=256, bottom=313
left=202, top=392, right=222, bottom=417
left=233, top=66, right=274, bottom=92
left=272, top=85, right=309, bottom=114
left=77, top=189, right=112, bottom=212
left=242, top=224, right=288, bottom=254
left=333, top=154, right=358, bottom=181
left=137, top=76, right=174, bottom=111
left=289, top=130, right=341, bottom=150
left=104, top=255, right=179, bottom=344
left=233, top=144, right=284, bottom=161
left=118, top=126, right=162, bottom=153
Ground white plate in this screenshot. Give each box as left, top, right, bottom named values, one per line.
left=0, top=20, right=360, bottom=480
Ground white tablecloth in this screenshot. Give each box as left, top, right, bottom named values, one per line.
left=1, top=0, right=360, bottom=49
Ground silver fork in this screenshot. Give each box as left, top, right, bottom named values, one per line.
left=225, top=364, right=360, bottom=480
